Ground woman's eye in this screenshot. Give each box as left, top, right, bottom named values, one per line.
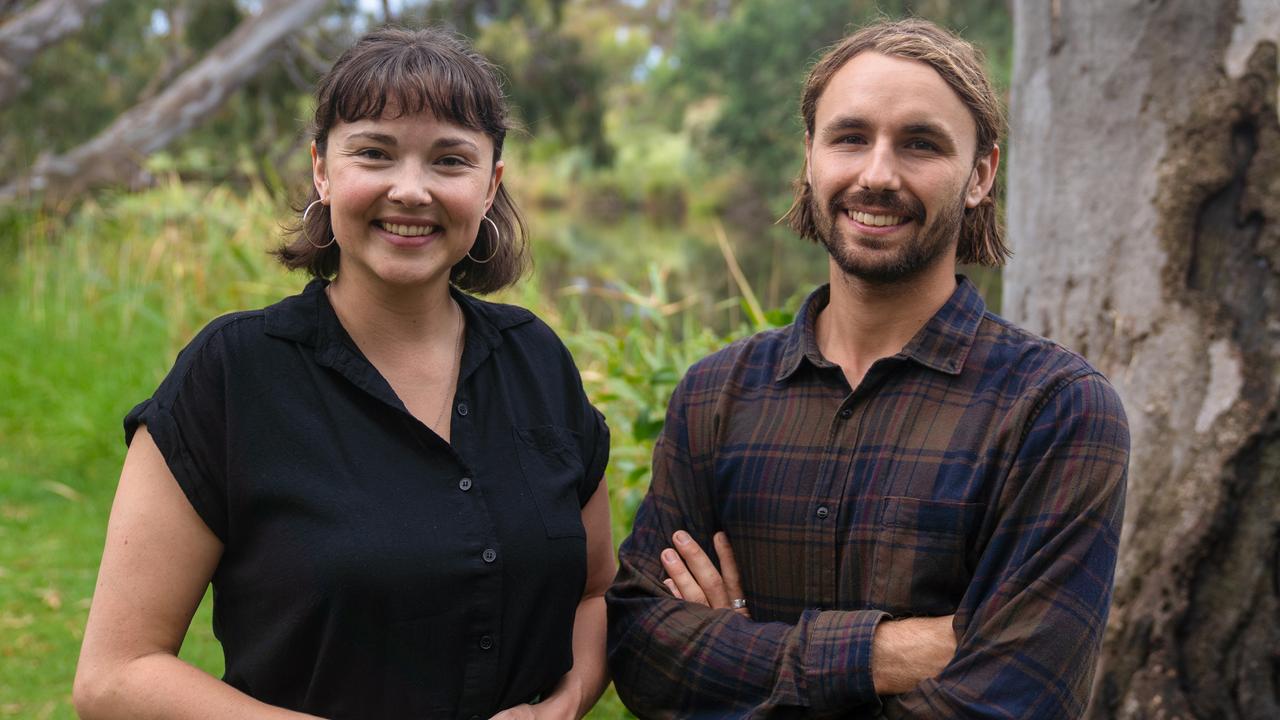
left=438, top=155, right=473, bottom=167
left=356, top=148, right=389, bottom=160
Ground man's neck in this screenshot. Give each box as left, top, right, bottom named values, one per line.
left=815, top=259, right=957, bottom=389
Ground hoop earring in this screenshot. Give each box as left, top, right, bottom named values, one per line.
left=302, top=199, right=335, bottom=249
left=467, top=216, right=500, bottom=264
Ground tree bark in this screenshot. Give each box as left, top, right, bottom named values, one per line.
left=0, top=0, right=327, bottom=205
left=1006, top=1, right=1280, bottom=718
left=0, top=0, right=110, bottom=106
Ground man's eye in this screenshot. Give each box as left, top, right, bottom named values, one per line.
left=907, top=139, right=939, bottom=152
left=837, top=134, right=866, bottom=145
left=356, top=148, right=389, bottom=160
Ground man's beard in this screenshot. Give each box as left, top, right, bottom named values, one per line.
left=813, top=186, right=965, bottom=284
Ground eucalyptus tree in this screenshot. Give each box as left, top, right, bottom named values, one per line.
left=1007, top=1, right=1279, bottom=717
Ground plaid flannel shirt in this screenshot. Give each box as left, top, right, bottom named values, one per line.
left=607, top=277, right=1129, bottom=719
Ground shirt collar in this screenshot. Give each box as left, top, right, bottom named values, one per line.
left=775, top=275, right=986, bottom=382
left=263, top=277, right=534, bottom=362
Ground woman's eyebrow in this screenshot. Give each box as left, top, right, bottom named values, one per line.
left=342, top=131, right=397, bottom=145
left=433, top=136, right=480, bottom=152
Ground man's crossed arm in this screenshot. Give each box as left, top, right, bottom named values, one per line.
left=606, top=372, right=1128, bottom=719
left=661, top=529, right=958, bottom=696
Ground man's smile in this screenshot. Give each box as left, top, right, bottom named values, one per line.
left=847, top=210, right=910, bottom=228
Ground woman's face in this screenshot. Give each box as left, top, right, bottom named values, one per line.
left=312, top=108, right=502, bottom=292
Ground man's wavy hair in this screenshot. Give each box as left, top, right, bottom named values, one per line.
left=782, top=18, right=1009, bottom=267
left=275, top=26, right=529, bottom=293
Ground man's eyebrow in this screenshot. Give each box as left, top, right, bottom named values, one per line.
left=819, top=116, right=960, bottom=146
left=903, top=122, right=956, bottom=144
left=820, top=115, right=870, bottom=137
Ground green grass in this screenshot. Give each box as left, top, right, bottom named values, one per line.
left=0, top=181, right=768, bottom=718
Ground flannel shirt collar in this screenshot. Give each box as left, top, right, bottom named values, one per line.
left=776, top=275, right=986, bottom=382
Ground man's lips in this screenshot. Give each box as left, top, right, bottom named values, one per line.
left=846, top=209, right=909, bottom=228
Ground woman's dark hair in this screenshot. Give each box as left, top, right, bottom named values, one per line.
left=275, top=26, right=529, bottom=293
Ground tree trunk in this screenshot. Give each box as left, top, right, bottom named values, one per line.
left=0, top=0, right=327, bottom=206
left=1006, top=1, right=1280, bottom=718
left=0, top=0, right=110, bottom=106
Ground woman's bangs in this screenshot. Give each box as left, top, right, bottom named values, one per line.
left=331, top=52, right=489, bottom=132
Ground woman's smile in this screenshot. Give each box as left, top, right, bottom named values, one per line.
left=373, top=218, right=445, bottom=246
left=312, top=109, right=502, bottom=290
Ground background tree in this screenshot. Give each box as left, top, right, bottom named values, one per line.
left=1006, top=1, right=1279, bottom=717
left=0, top=0, right=329, bottom=204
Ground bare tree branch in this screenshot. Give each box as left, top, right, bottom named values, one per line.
left=0, top=0, right=110, bottom=106
left=0, top=0, right=31, bottom=21
left=0, top=0, right=328, bottom=205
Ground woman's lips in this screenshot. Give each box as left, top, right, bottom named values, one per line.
left=373, top=220, right=442, bottom=246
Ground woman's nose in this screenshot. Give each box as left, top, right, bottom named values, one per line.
left=386, top=165, right=433, bottom=206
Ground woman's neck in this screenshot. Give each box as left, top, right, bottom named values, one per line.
left=326, top=273, right=459, bottom=354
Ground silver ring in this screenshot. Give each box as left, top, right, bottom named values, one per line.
left=731, top=598, right=748, bottom=610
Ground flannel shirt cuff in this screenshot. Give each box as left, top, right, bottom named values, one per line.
left=802, top=608, right=889, bottom=713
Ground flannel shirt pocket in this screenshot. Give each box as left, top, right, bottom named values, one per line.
left=868, top=497, right=984, bottom=615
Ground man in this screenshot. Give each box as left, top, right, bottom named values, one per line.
left=606, top=18, right=1128, bottom=719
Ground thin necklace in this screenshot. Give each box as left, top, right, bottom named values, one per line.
left=433, top=301, right=464, bottom=436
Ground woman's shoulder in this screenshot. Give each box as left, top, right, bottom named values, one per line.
left=456, top=292, right=565, bottom=351
left=168, top=285, right=321, bottom=381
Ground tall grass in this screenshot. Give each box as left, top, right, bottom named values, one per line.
left=0, top=181, right=763, bottom=718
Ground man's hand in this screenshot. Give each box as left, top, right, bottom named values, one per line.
left=660, top=530, right=751, bottom=618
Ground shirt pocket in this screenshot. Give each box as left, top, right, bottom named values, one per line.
left=868, top=497, right=983, bottom=616
left=513, top=425, right=587, bottom=539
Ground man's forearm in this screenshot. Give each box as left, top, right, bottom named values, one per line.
left=870, top=616, right=957, bottom=695
left=609, top=557, right=889, bottom=716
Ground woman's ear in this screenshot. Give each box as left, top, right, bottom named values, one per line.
left=485, top=160, right=505, bottom=212
left=311, top=141, right=329, bottom=202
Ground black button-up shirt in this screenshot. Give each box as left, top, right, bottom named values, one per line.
left=125, top=279, right=609, bottom=719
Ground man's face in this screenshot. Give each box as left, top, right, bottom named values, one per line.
left=805, top=52, right=997, bottom=284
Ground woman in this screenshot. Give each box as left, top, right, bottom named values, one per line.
left=74, top=27, right=613, bottom=720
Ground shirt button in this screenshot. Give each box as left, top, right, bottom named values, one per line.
left=482, top=548, right=497, bottom=563
left=838, top=407, right=853, bottom=419
left=458, top=477, right=473, bottom=491
left=456, top=402, right=469, bottom=416
left=479, top=635, right=494, bottom=650
left=816, top=505, right=830, bottom=519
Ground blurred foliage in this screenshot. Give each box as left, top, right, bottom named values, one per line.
left=2, top=0, right=1012, bottom=220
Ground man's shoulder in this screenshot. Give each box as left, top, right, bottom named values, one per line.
left=678, top=326, right=792, bottom=395
left=973, top=310, right=1117, bottom=403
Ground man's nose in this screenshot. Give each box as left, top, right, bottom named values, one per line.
left=858, top=142, right=902, bottom=192
left=386, top=164, right=434, bottom=206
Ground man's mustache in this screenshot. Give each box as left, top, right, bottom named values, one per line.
left=832, top=189, right=926, bottom=222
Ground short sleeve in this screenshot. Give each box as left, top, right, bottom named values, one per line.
left=561, top=336, right=608, bottom=505
left=123, top=320, right=235, bottom=542
left=577, top=404, right=609, bottom=505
